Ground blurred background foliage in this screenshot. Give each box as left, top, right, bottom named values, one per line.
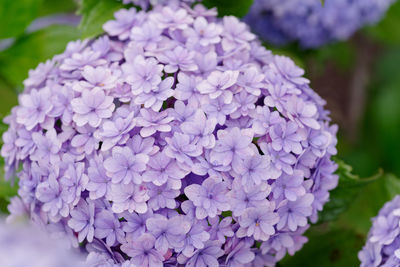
left=0, top=0, right=400, bottom=266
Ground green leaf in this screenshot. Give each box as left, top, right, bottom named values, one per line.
left=281, top=173, right=400, bottom=266
left=338, top=173, right=400, bottom=235
left=78, top=0, right=124, bottom=39
left=280, top=227, right=364, bottom=267
left=0, top=78, right=17, bottom=120
left=202, top=0, right=254, bottom=17
left=39, top=0, right=77, bottom=16
left=0, top=0, right=43, bottom=39
left=0, top=162, right=18, bottom=214
left=0, top=25, right=81, bottom=87
left=317, top=158, right=383, bottom=223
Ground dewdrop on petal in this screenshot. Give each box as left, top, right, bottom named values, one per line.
left=244, top=0, right=396, bottom=48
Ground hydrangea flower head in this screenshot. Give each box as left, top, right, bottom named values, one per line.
left=2, top=1, right=338, bottom=266
left=244, top=0, right=396, bottom=48
left=359, top=196, right=400, bottom=267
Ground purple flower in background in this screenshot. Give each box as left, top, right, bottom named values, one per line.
left=0, top=220, right=85, bottom=267
left=2, top=1, right=338, bottom=266
left=359, top=243, right=382, bottom=267
left=359, top=196, right=400, bottom=267
left=245, top=0, right=396, bottom=48
left=370, top=214, right=400, bottom=245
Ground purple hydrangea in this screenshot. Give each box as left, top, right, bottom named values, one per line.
left=2, top=1, right=338, bottom=266
left=0, top=219, right=85, bottom=267
left=359, top=196, right=400, bottom=267
left=244, top=0, right=396, bottom=48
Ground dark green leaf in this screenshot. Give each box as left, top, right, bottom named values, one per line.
left=202, top=0, right=254, bottom=18
left=317, top=158, right=383, bottom=223
left=0, top=164, right=18, bottom=214
left=0, top=78, right=18, bottom=120
left=337, top=173, right=400, bottom=235
left=39, top=0, right=77, bottom=16
left=0, top=0, right=43, bottom=39
left=0, top=25, right=81, bottom=87
left=78, top=0, right=124, bottom=38
left=281, top=226, right=364, bottom=267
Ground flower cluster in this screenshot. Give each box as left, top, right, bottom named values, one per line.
left=359, top=196, right=400, bottom=267
left=2, top=1, right=338, bottom=266
left=0, top=219, right=84, bottom=267
left=123, top=0, right=199, bottom=10
left=244, top=0, right=395, bottom=48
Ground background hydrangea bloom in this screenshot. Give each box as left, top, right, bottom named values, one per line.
left=0, top=220, right=84, bottom=267
left=359, top=196, right=400, bottom=267
left=244, top=0, right=396, bottom=48
left=1, top=1, right=338, bottom=266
